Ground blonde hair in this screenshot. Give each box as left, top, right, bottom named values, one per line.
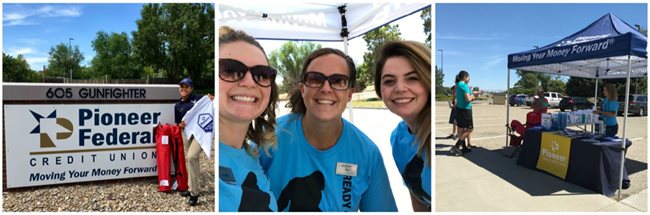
left=219, top=26, right=278, bottom=157
left=373, top=40, right=431, bottom=166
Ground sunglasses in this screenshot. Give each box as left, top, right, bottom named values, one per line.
left=219, top=58, right=277, bottom=87
left=302, top=71, right=350, bottom=91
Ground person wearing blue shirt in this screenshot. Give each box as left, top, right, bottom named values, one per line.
left=593, top=83, right=619, bottom=137
left=174, top=78, right=201, bottom=127
left=218, top=26, right=279, bottom=211
left=373, top=41, right=431, bottom=211
left=174, top=76, right=205, bottom=206
left=260, top=48, right=397, bottom=212
left=451, top=71, right=474, bottom=156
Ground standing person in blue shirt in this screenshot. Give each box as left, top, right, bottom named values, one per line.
left=259, top=48, right=397, bottom=212
left=218, top=26, right=278, bottom=212
left=593, top=83, right=619, bottom=137
left=450, top=70, right=474, bottom=156
left=174, top=77, right=203, bottom=206
left=373, top=41, right=431, bottom=211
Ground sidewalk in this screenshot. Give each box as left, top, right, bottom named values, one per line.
left=435, top=145, right=647, bottom=212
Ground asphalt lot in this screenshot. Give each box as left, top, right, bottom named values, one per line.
left=435, top=100, right=648, bottom=200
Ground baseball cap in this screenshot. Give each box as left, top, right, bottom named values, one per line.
left=180, top=77, right=193, bottom=87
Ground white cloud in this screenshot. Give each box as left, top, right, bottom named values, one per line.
left=3, top=12, right=28, bottom=21
left=437, top=34, right=496, bottom=41
left=25, top=57, right=48, bottom=64
left=38, top=5, right=82, bottom=18
left=20, top=38, right=46, bottom=45
left=3, top=5, right=82, bottom=27
left=8, top=47, right=34, bottom=56
left=482, top=55, right=504, bottom=70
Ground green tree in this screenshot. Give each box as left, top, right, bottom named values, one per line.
left=47, top=43, right=85, bottom=79
left=420, top=6, right=431, bottom=48
left=132, top=3, right=214, bottom=87
left=357, top=24, right=402, bottom=91
left=566, top=77, right=597, bottom=97
left=3, top=53, right=38, bottom=82
left=435, top=66, right=445, bottom=96
left=268, top=41, right=322, bottom=94
left=91, top=31, right=138, bottom=79
left=511, top=70, right=539, bottom=95
left=547, top=77, right=565, bottom=94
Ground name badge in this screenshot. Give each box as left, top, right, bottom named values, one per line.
left=336, top=162, right=358, bottom=177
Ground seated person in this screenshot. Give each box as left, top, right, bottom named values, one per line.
left=531, top=88, right=549, bottom=114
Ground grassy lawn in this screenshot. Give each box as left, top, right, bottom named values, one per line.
left=351, top=100, right=386, bottom=108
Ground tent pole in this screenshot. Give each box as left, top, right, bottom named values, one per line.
left=338, top=4, right=353, bottom=123
left=344, top=36, right=353, bottom=123
left=506, top=68, right=510, bottom=148
left=618, top=55, right=632, bottom=200
left=593, top=78, right=599, bottom=132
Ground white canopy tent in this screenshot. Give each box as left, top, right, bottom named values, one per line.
left=506, top=13, right=647, bottom=199
left=218, top=3, right=430, bottom=122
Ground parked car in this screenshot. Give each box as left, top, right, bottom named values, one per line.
left=525, top=95, right=535, bottom=106
left=508, top=94, right=526, bottom=106
left=559, top=96, right=594, bottom=112
left=617, top=94, right=647, bottom=116
left=544, top=92, right=564, bottom=108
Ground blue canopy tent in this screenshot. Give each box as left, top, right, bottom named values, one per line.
left=506, top=13, right=647, bottom=199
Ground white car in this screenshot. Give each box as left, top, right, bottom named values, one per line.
left=544, top=92, right=564, bottom=108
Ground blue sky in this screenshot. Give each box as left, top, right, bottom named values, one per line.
left=3, top=3, right=144, bottom=71
left=436, top=3, right=647, bottom=91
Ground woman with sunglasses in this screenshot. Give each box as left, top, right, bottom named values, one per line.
left=373, top=41, right=431, bottom=211
left=218, top=26, right=278, bottom=212
left=259, top=48, right=397, bottom=212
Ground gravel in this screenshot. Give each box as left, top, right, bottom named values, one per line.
left=3, top=149, right=215, bottom=212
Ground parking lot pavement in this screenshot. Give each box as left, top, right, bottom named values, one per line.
left=435, top=101, right=647, bottom=210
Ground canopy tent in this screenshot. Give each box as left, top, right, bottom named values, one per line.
left=506, top=13, right=647, bottom=199
left=218, top=3, right=430, bottom=122
left=218, top=3, right=430, bottom=41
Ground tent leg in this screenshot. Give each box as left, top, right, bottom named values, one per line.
left=506, top=68, right=510, bottom=148
left=593, top=78, right=599, bottom=132
left=343, top=36, right=353, bottom=123
left=618, top=55, right=632, bottom=200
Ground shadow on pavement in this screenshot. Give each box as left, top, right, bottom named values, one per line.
left=437, top=146, right=594, bottom=196
left=626, top=158, right=648, bottom=175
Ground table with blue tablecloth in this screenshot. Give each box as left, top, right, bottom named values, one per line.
left=517, top=127, right=632, bottom=196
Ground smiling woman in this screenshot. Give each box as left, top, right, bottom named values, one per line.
left=218, top=26, right=279, bottom=212
left=373, top=40, right=431, bottom=212
left=259, top=47, right=398, bottom=212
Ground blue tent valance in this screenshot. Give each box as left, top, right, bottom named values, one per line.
left=507, top=13, right=647, bottom=79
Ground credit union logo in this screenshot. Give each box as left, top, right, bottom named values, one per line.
left=29, top=110, right=73, bottom=148
left=198, top=113, right=213, bottom=132
left=551, top=140, right=559, bottom=152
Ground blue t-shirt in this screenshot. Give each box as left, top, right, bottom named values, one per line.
left=456, top=82, right=472, bottom=109
left=259, top=113, right=397, bottom=212
left=390, top=121, right=431, bottom=207
left=174, top=93, right=201, bottom=124
left=219, top=142, right=277, bottom=212
left=601, top=98, right=619, bottom=126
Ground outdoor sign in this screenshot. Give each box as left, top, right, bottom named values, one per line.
left=536, top=132, right=572, bottom=179
left=4, top=99, right=176, bottom=188
left=2, top=83, right=178, bottom=101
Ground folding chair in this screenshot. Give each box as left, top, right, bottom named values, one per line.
left=507, top=120, right=526, bottom=158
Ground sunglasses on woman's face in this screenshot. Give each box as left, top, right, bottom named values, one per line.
left=219, top=58, right=276, bottom=87
left=302, top=71, right=350, bottom=91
